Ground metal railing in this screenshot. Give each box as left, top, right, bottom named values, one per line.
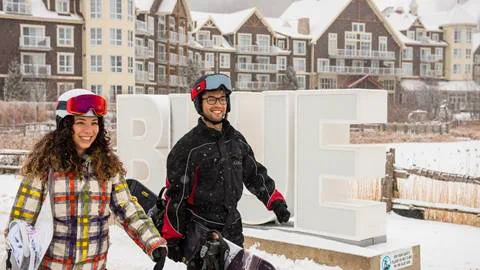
left=21, top=64, right=51, bottom=77
left=19, top=36, right=51, bottom=50
left=235, top=81, right=278, bottom=91
left=236, top=63, right=278, bottom=73
left=420, top=54, right=443, bottom=62
left=4, top=1, right=31, bottom=14
left=135, top=46, right=149, bottom=59
left=135, top=20, right=153, bottom=36
left=235, top=45, right=276, bottom=54
left=198, top=39, right=214, bottom=48
left=329, top=49, right=395, bottom=60
left=135, top=70, right=148, bottom=82
left=318, top=65, right=402, bottom=76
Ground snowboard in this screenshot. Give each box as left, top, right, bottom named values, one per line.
left=126, top=178, right=277, bottom=270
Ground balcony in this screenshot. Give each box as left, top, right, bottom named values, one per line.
left=420, top=70, right=443, bottom=78
left=236, top=81, right=278, bottom=91
left=19, top=36, right=51, bottom=50
left=136, top=20, right=154, bottom=36
left=157, top=30, right=180, bottom=44
left=235, top=45, right=276, bottom=55
left=318, top=65, right=402, bottom=76
left=135, top=46, right=149, bottom=59
left=21, top=64, right=51, bottom=77
left=178, top=55, right=188, bottom=66
left=236, top=63, right=278, bottom=73
left=135, top=70, right=148, bottom=83
left=157, top=52, right=168, bottom=64
left=169, top=54, right=178, bottom=65
left=198, top=39, right=214, bottom=48
left=420, top=54, right=443, bottom=62
left=329, top=49, right=396, bottom=60
left=4, top=1, right=31, bottom=14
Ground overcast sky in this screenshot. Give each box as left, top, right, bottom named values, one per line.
left=187, top=0, right=299, bottom=17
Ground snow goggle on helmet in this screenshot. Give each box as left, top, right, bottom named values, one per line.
left=58, top=94, right=107, bottom=117
left=190, top=73, right=232, bottom=102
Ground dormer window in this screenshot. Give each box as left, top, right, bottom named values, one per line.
left=4, top=0, right=32, bottom=14
left=56, top=0, right=69, bottom=14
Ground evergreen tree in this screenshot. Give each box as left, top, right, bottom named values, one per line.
left=184, top=59, right=203, bottom=90
left=3, top=59, right=27, bottom=101
left=278, top=65, right=298, bottom=90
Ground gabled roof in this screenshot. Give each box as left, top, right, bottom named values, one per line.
left=438, top=4, right=477, bottom=27
left=192, top=8, right=276, bottom=35
left=265, top=17, right=311, bottom=39
left=147, top=0, right=192, bottom=24
left=191, top=11, right=220, bottom=33
left=0, top=0, right=82, bottom=22
left=386, top=11, right=417, bottom=31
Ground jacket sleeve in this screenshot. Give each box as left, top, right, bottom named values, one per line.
left=8, top=176, right=47, bottom=227
left=110, top=174, right=167, bottom=257
left=239, top=135, right=287, bottom=210
left=161, top=141, right=194, bottom=240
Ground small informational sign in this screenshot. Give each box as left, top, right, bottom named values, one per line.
left=380, top=248, right=413, bottom=270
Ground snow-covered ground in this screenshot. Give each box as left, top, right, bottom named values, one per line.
left=1, top=173, right=479, bottom=269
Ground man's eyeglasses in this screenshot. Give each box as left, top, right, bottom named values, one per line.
left=202, top=96, right=227, bottom=105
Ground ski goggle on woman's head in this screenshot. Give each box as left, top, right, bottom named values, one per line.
left=61, top=94, right=107, bottom=117
left=191, top=74, right=232, bottom=101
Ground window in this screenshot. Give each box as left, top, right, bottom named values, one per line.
left=148, top=39, right=155, bottom=58
left=435, top=48, right=443, bottom=60
left=316, top=58, right=329, bottom=72
left=110, top=55, right=122, bottom=72
left=407, top=31, right=415, bottom=40
left=158, top=16, right=166, bottom=30
left=257, top=74, right=269, bottom=82
left=20, top=25, right=47, bottom=48
left=128, top=30, right=133, bottom=47
left=57, top=82, right=74, bottom=97
left=205, top=53, right=214, bottom=68
left=431, top=33, right=439, bottom=41
left=402, top=47, right=413, bottom=60
left=220, top=54, right=230, bottom=68
left=277, top=56, right=287, bottom=70
left=416, top=29, right=424, bottom=41
left=453, top=48, right=462, bottom=59
left=168, top=16, right=175, bottom=30
left=318, top=78, right=336, bottom=89
left=256, top=56, right=269, bottom=64
left=110, top=0, right=121, bottom=19
left=90, top=55, right=102, bottom=72
left=371, top=60, right=379, bottom=68
left=293, top=40, right=306, bottom=55
left=421, top=47, right=431, bottom=61
left=57, top=53, right=74, bottom=74
left=197, top=31, right=210, bottom=41
left=378, top=36, right=387, bottom=51
left=213, top=35, right=222, bottom=46
left=328, top=33, right=337, bottom=54
left=402, top=62, right=413, bottom=76
left=466, top=64, right=472, bottom=74
left=90, top=28, right=102, bottom=46
left=256, top=34, right=270, bottom=48
left=110, top=85, right=122, bottom=103
left=435, top=63, right=443, bottom=76
left=127, top=0, right=134, bottom=21
left=420, top=63, right=429, bottom=76
left=454, top=28, right=461, bottom=43
left=277, top=39, right=285, bottom=49
left=336, top=59, right=345, bottom=67
left=345, top=31, right=371, bottom=52
left=128, top=86, right=134, bottom=94
left=128, top=57, right=133, bottom=73
left=148, top=62, right=154, bottom=80
left=21, top=53, right=46, bottom=74
left=466, top=49, right=472, bottom=59
left=453, top=64, right=461, bottom=74
left=296, top=75, right=306, bottom=89
left=238, top=33, right=252, bottom=47
left=352, top=23, right=365, bottom=32
left=57, top=25, right=74, bottom=47
left=110, top=28, right=122, bottom=46
left=90, top=0, right=101, bottom=18
left=148, top=16, right=154, bottom=35
left=293, top=58, right=306, bottom=72
left=91, top=84, right=103, bottom=95
left=466, top=28, right=472, bottom=44
left=56, top=0, right=69, bottom=13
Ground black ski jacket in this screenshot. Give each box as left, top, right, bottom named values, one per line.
left=161, top=118, right=286, bottom=245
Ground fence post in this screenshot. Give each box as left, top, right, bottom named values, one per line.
left=382, top=148, right=395, bottom=212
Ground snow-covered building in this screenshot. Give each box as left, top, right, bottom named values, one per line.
left=0, top=0, right=83, bottom=101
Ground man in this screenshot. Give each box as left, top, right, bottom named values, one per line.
left=160, top=74, right=290, bottom=269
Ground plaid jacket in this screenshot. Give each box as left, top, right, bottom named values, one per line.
left=9, top=164, right=166, bottom=270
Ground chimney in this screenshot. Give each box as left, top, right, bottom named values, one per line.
left=298, top=17, right=310, bottom=35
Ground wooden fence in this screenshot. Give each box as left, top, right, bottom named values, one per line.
left=381, top=148, right=480, bottom=217
left=352, top=122, right=450, bottom=135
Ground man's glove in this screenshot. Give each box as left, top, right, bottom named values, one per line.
left=167, top=239, right=184, bottom=263
left=152, top=247, right=167, bottom=270
left=272, top=200, right=291, bottom=223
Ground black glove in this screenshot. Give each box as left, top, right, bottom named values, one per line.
left=167, top=239, right=184, bottom=263
left=272, top=200, right=291, bottom=223
left=152, top=247, right=167, bottom=270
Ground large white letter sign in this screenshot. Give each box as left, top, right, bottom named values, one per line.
left=295, top=89, right=387, bottom=245
left=117, top=95, right=170, bottom=194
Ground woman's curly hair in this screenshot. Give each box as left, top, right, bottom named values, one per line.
left=20, top=115, right=125, bottom=182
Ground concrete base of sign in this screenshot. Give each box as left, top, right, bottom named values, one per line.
left=243, top=226, right=420, bottom=270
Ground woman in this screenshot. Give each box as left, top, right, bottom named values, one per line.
left=5, top=89, right=166, bottom=269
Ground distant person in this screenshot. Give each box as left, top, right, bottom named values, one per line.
left=156, top=74, right=291, bottom=269
left=4, top=89, right=167, bottom=269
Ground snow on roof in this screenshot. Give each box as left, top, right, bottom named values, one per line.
left=385, top=11, right=417, bottom=31
left=265, top=17, right=311, bottom=39
left=400, top=79, right=430, bottom=91
left=280, top=0, right=350, bottom=43
left=192, top=8, right=259, bottom=35
left=438, top=80, right=480, bottom=91
left=157, top=0, right=177, bottom=13
left=0, top=0, right=82, bottom=22
left=136, top=0, right=154, bottom=12
left=438, top=4, right=477, bottom=27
